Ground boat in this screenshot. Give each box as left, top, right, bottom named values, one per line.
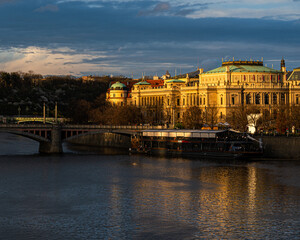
left=130, top=129, right=263, bottom=159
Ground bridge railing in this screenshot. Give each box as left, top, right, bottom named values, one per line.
left=0, top=124, right=52, bottom=129
left=0, top=123, right=166, bottom=130
left=62, top=125, right=164, bottom=130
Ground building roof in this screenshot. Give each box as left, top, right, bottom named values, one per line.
left=203, top=62, right=280, bottom=74
left=288, top=68, right=300, bottom=81
left=134, top=81, right=151, bottom=85
left=166, top=79, right=185, bottom=83
left=146, top=79, right=164, bottom=88
left=110, top=81, right=127, bottom=90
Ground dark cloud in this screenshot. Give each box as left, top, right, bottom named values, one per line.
left=0, top=0, right=299, bottom=75
left=175, top=9, right=195, bottom=17
left=35, top=4, right=59, bottom=12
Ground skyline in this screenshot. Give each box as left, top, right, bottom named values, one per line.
left=0, top=0, right=300, bottom=77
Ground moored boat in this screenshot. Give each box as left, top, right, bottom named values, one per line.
left=130, top=129, right=263, bottom=159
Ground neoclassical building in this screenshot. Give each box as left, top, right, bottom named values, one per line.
left=106, top=59, right=300, bottom=125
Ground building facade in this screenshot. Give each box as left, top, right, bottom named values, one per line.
left=106, top=59, right=300, bottom=126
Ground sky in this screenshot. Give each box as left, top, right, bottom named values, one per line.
left=0, top=0, right=300, bottom=77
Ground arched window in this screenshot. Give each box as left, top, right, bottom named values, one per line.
left=200, top=98, right=202, bottom=105
left=255, top=94, right=260, bottom=105
left=265, top=94, right=269, bottom=105
left=273, top=94, right=277, bottom=104
left=203, top=98, right=206, bottom=105
left=231, top=96, right=235, bottom=105
left=221, top=97, right=223, bottom=105
left=183, top=98, right=185, bottom=106
left=246, top=94, right=251, bottom=104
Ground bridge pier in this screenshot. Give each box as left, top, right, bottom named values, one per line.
left=39, top=125, right=63, bottom=154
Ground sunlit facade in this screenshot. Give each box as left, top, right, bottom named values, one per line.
left=106, top=59, right=300, bottom=125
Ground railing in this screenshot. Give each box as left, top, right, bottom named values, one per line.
left=0, top=124, right=165, bottom=130
left=62, top=125, right=164, bottom=130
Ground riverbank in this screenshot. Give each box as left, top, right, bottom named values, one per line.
left=67, top=133, right=300, bottom=160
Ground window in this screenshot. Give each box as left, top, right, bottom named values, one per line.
left=246, top=94, right=251, bottom=104
left=177, top=99, right=180, bottom=106
left=255, top=94, right=260, bottom=105
left=200, top=98, right=202, bottom=105
left=296, top=96, right=299, bottom=105
left=221, top=97, right=223, bottom=105
left=281, top=93, right=285, bottom=104
left=113, top=94, right=115, bottom=97
left=203, top=98, right=205, bottom=105
left=231, top=96, right=235, bottom=105
left=220, top=112, right=223, bottom=119
left=183, top=98, right=185, bottom=106
left=177, top=113, right=180, bottom=118
left=265, top=94, right=269, bottom=105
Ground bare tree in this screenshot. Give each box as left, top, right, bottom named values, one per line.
left=205, top=106, right=219, bottom=129
left=183, top=106, right=203, bottom=129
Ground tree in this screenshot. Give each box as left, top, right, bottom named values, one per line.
left=68, top=99, right=91, bottom=123
left=227, top=106, right=248, bottom=132
left=183, top=106, right=203, bottom=129
left=289, top=105, right=300, bottom=130
left=275, top=104, right=290, bottom=133
left=205, top=106, right=219, bottom=129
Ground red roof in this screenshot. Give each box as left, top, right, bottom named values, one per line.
left=145, top=79, right=164, bottom=88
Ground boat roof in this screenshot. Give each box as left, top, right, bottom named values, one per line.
left=142, top=129, right=231, bottom=138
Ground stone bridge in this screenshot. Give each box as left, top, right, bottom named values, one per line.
left=0, top=124, right=163, bottom=153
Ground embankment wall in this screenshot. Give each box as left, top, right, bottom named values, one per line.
left=257, top=136, right=300, bottom=160
left=67, top=133, right=131, bottom=149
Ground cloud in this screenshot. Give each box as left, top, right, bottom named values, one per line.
left=138, top=2, right=171, bottom=16
left=35, top=4, right=59, bottom=12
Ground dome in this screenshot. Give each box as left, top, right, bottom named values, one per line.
left=166, top=79, right=185, bottom=83
left=134, top=81, right=151, bottom=85
left=110, top=82, right=127, bottom=90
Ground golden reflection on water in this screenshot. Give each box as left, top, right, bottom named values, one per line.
left=126, top=158, right=266, bottom=236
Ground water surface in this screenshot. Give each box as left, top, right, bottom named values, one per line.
left=0, top=133, right=299, bottom=239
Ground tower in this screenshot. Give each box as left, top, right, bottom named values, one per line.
left=281, top=57, right=286, bottom=72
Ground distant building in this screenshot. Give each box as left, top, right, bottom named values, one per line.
left=106, top=59, right=300, bottom=127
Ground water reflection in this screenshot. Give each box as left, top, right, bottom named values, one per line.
left=0, top=134, right=299, bottom=239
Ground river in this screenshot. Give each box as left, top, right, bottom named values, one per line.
left=0, top=133, right=299, bottom=239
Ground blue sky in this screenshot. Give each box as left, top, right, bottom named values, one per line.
left=0, top=0, right=299, bottom=77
